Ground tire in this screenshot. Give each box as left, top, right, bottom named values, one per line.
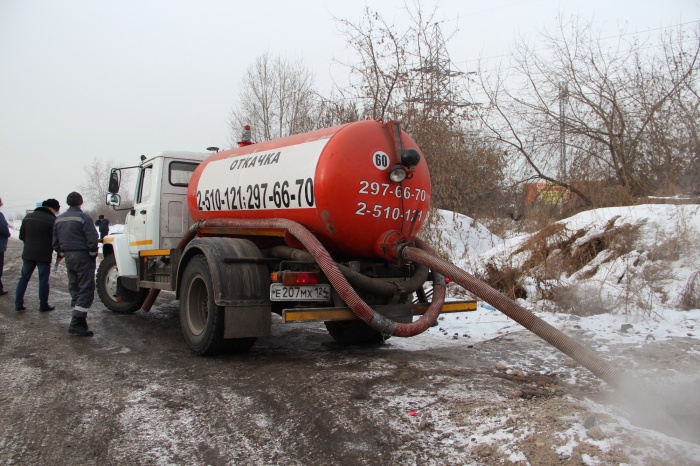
left=325, top=320, right=387, bottom=346
left=96, top=254, right=148, bottom=314
left=180, top=255, right=256, bottom=355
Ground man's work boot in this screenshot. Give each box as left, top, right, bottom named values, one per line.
left=68, top=317, right=94, bottom=337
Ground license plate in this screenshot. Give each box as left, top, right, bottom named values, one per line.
left=270, top=283, right=331, bottom=301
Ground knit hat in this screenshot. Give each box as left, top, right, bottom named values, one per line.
left=66, top=191, right=83, bottom=207
left=42, top=198, right=60, bottom=211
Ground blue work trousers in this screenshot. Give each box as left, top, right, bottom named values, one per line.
left=15, top=260, right=51, bottom=309
left=64, top=250, right=96, bottom=317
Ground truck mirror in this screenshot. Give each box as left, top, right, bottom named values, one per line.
left=108, top=170, right=121, bottom=193
left=106, top=193, right=121, bottom=207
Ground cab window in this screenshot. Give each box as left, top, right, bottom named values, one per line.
left=137, top=165, right=153, bottom=203
left=170, top=162, right=199, bottom=187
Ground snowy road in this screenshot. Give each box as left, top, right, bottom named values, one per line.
left=1, top=239, right=700, bottom=465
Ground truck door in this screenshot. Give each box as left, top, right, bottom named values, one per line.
left=129, top=162, right=160, bottom=257
left=160, top=160, right=200, bottom=249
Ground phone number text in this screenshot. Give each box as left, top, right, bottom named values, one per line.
left=358, top=180, right=427, bottom=201
left=197, top=178, right=314, bottom=211
left=355, top=203, right=424, bottom=221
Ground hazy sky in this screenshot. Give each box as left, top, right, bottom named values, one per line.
left=1, top=0, right=697, bottom=217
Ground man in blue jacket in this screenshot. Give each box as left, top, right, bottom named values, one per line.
left=53, top=192, right=99, bottom=336
left=95, top=215, right=110, bottom=240
left=15, top=199, right=60, bottom=311
left=0, top=197, right=10, bottom=296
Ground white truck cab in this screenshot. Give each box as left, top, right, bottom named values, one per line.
left=102, top=151, right=210, bottom=302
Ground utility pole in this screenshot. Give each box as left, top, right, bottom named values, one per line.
left=407, top=22, right=475, bottom=110
left=559, top=82, right=568, bottom=181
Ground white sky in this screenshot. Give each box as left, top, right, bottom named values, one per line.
left=1, top=0, right=697, bottom=217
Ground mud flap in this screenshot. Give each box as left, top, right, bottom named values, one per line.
left=224, top=305, right=271, bottom=338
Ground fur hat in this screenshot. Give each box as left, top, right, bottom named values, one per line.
left=66, top=191, right=83, bottom=207
left=42, top=198, right=60, bottom=211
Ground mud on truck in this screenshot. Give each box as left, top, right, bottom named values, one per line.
left=99, top=119, right=475, bottom=355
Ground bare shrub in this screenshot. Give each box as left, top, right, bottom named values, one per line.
left=602, top=222, right=640, bottom=259
left=420, top=207, right=456, bottom=263
left=483, top=261, right=527, bottom=300
left=679, top=271, right=700, bottom=310
left=549, top=285, right=610, bottom=316
left=515, top=223, right=567, bottom=256
left=648, top=236, right=683, bottom=262
left=587, top=184, right=636, bottom=209
left=570, top=236, right=607, bottom=271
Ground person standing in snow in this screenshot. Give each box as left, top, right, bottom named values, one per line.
left=95, top=214, right=110, bottom=240
left=53, top=192, right=99, bottom=336
left=15, top=199, right=60, bottom=312
left=0, top=197, right=10, bottom=296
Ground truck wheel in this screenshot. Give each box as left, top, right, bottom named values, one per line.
left=96, top=254, right=148, bottom=314
left=324, top=320, right=387, bottom=346
left=180, top=255, right=256, bottom=355
left=180, top=255, right=225, bottom=355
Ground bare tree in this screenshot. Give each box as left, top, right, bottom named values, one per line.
left=315, top=93, right=361, bottom=127
left=471, top=16, right=700, bottom=205
left=80, top=158, right=132, bottom=218
left=335, top=7, right=410, bottom=120
left=336, top=4, right=507, bottom=218
left=229, top=52, right=320, bottom=145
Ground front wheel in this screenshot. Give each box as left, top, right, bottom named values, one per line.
left=96, top=254, right=148, bottom=314
left=180, top=255, right=255, bottom=355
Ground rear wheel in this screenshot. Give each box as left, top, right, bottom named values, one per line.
left=96, top=254, right=148, bottom=314
left=180, top=255, right=255, bottom=355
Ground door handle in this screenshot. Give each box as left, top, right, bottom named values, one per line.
left=140, top=210, right=147, bottom=214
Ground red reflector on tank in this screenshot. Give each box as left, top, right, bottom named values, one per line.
left=282, top=272, right=320, bottom=286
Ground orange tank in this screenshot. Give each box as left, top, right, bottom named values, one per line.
left=188, top=119, right=431, bottom=258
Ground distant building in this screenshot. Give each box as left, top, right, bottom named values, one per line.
left=523, top=182, right=571, bottom=206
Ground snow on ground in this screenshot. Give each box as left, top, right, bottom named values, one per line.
left=422, top=209, right=502, bottom=265
left=392, top=205, right=700, bottom=350
left=390, top=301, right=700, bottom=352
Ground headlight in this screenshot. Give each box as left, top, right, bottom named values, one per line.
left=389, top=165, right=407, bottom=182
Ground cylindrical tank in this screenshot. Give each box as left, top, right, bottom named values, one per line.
left=188, top=119, right=430, bottom=258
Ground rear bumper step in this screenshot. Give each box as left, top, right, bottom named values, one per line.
left=282, top=300, right=477, bottom=323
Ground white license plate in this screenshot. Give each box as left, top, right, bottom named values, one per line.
left=270, top=283, right=331, bottom=301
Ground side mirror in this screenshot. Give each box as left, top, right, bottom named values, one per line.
left=106, top=193, right=121, bottom=207
left=108, top=169, right=121, bottom=193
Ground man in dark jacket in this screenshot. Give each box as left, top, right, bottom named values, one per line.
left=53, top=192, right=99, bottom=336
left=0, top=196, right=10, bottom=296
left=95, top=214, right=110, bottom=240
left=15, top=199, right=60, bottom=311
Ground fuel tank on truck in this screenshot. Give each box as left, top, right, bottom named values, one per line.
left=188, top=119, right=431, bottom=258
